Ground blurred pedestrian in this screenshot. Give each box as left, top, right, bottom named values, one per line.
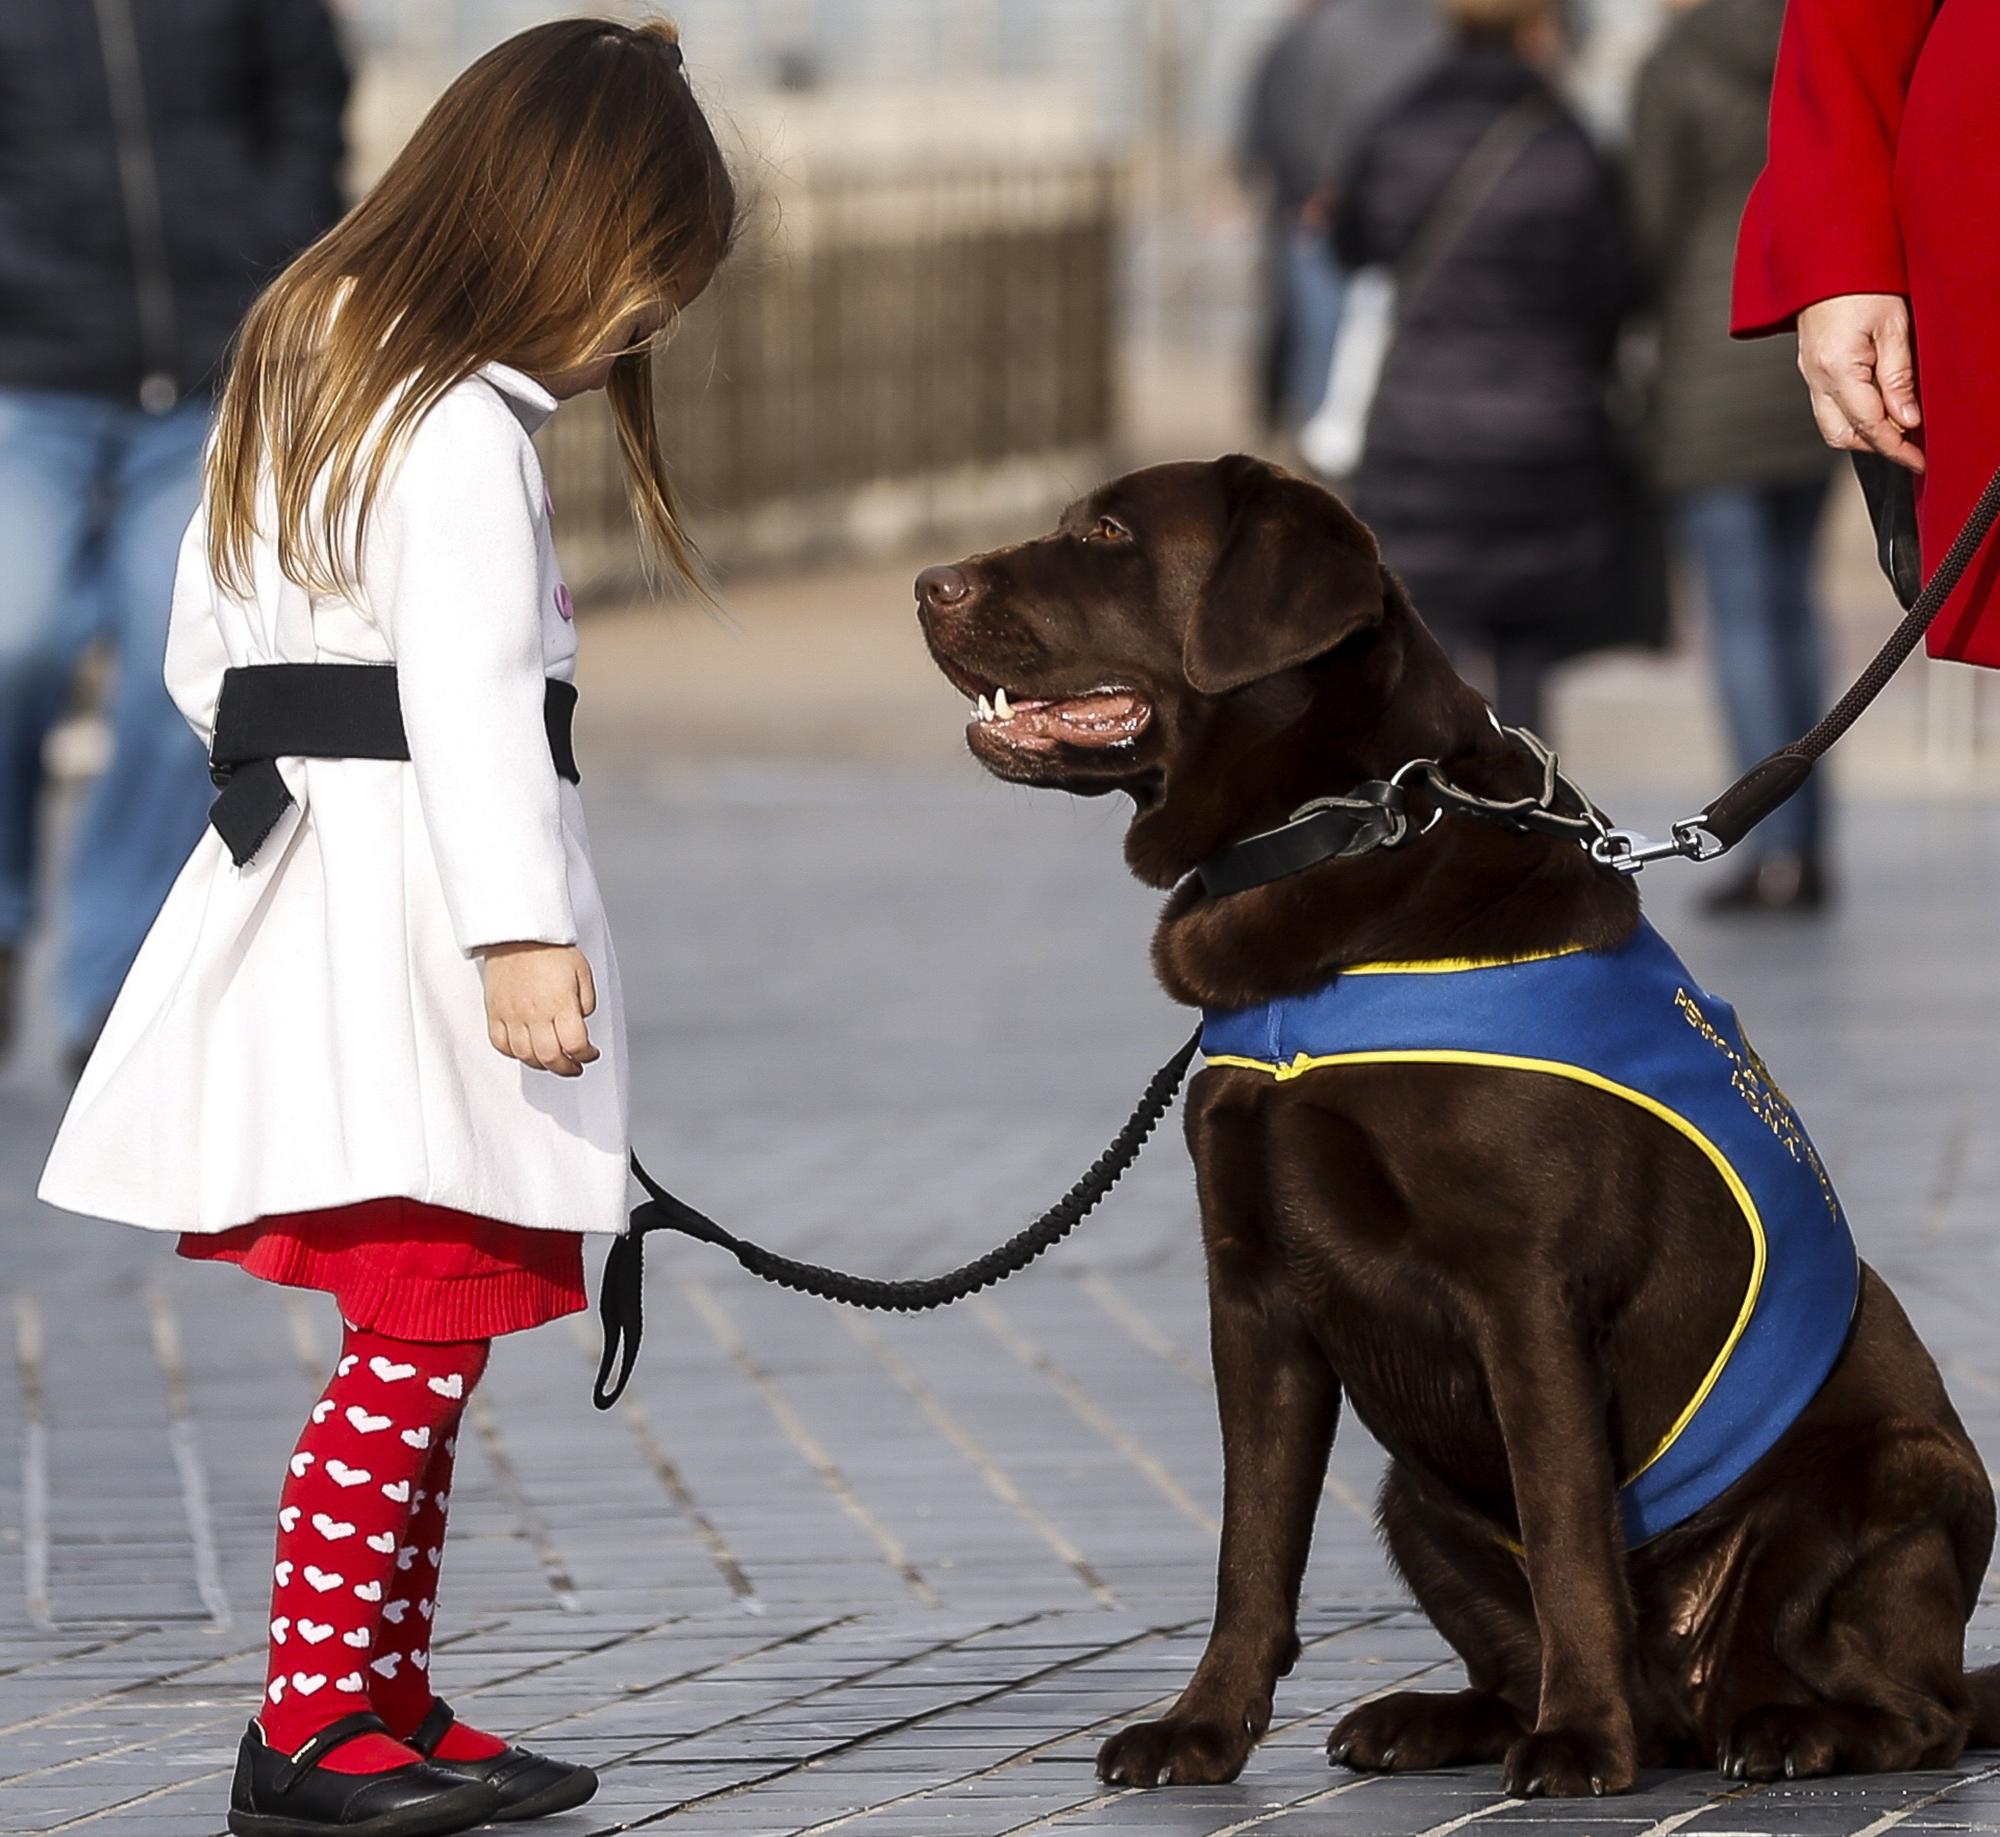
left=1631, top=0, right=1836, bottom=915
left=0, top=0, right=348, bottom=1073
left=1334, top=0, right=1634, bottom=734
left=1238, top=0, right=1441, bottom=434
left=1735, top=1, right=2000, bottom=663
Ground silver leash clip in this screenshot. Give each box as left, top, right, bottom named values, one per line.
left=1590, top=819, right=1728, bottom=876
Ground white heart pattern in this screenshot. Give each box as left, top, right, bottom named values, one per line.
left=369, top=1653, right=401, bottom=1678
left=425, top=1548, right=441, bottom=1567
left=427, top=1373, right=464, bottom=1400
left=353, top=1580, right=383, bottom=1603
left=381, top=1480, right=411, bottom=1504
left=369, top=1357, right=417, bottom=1383
left=337, top=1355, right=357, bottom=1377
left=410, top=1651, right=430, bottom=1672
left=325, top=1460, right=371, bottom=1489
left=311, top=1514, right=356, bottom=1542
left=345, top=1407, right=391, bottom=1435
left=289, top=1452, right=315, bottom=1478
left=381, top=1600, right=410, bottom=1625
left=312, top=1400, right=335, bottom=1424
left=278, top=1506, right=301, bottom=1532
left=444, top=1437, right=457, bottom=1457
left=298, top=1620, right=334, bottom=1645
left=303, top=1566, right=344, bottom=1593
left=418, top=1599, right=434, bottom=1620
left=336, top=1672, right=366, bottom=1693
left=432, top=1492, right=450, bottom=1515
left=274, top=1562, right=294, bottom=1587
left=267, top=1677, right=286, bottom=1704
left=291, top=1673, right=327, bottom=1696
left=400, top=1426, right=430, bottom=1451
left=342, top=1628, right=369, bottom=1648
left=367, top=1531, right=396, bottom=1554
left=396, top=1546, right=417, bottom=1571
left=270, top=1617, right=291, bottom=1644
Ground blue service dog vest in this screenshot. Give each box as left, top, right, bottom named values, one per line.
left=1200, top=921, right=1860, bottom=1546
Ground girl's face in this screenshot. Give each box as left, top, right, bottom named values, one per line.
left=538, top=302, right=669, bottom=400
left=536, top=256, right=719, bottom=399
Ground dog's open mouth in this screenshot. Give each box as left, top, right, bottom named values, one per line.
left=963, top=685, right=1153, bottom=752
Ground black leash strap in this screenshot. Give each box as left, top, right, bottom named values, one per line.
left=1699, top=458, right=2000, bottom=848
left=594, top=1027, right=1205, bottom=1408
left=1606, top=456, right=2000, bottom=870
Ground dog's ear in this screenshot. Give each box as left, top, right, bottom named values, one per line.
left=1183, top=455, right=1386, bottom=694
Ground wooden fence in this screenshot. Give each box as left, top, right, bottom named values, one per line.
left=539, top=159, right=1122, bottom=594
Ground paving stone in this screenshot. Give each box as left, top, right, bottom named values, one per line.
left=1, top=774, right=1998, bottom=1832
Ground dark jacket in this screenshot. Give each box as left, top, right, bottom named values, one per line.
left=1334, top=45, right=1634, bottom=644
left=0, top=0, right=349, bottom=408
left=1239, top=0, right=1442, bottom=216
left=1629, top=0, right=1833, bottom=494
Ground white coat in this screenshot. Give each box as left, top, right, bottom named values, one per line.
left=39, top=365, right=631, bottom=1239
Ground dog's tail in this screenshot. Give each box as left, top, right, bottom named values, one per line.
left=1970, top=1667, right=2000, bottom=1749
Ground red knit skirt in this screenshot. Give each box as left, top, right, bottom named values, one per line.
left=178, top=1197, right=588, bottom=1342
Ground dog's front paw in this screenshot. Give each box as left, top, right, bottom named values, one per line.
left=1503, top=1726, right=1637, bottom=1798
left=1329, top=1689, right=1525, bottom=1773
left=1098, top=1712, right=1257, bottom=1788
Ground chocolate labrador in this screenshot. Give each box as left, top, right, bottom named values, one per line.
left=915, top=456, right=1997, bottom=1797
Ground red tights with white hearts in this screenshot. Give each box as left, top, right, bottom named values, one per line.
left=261, top=1323, right=507, bottom=1773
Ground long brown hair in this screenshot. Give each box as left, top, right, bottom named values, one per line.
left=208, top=16, right=737, bottom=598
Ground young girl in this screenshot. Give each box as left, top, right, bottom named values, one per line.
left=39, top=18, right=735, bottom=1835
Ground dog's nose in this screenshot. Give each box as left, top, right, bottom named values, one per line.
left=916, top=565, right=969, bottom=608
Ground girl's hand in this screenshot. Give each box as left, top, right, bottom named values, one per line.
left=1796, top=293, right=1925, bottom=473
left=480, top=943, right=599, bottom=1076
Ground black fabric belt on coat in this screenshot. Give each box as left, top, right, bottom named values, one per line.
left=206, top=664, right=580, bottom=866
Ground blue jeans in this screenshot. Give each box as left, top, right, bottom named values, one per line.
left=0, top=387, right=212, bottom=1044
left=1676, top=480, right=1833, bottom=861
left=1280, top=225, right=1347, bottom=429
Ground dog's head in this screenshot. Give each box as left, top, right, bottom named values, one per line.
left=917, top=455, right=1472, bottom=885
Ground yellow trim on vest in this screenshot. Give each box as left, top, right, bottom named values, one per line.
left=1337, top=945, right=1590, bottom=977
left=1201, top=1046, right=1769, bottom=1489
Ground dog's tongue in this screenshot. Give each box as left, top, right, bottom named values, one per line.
left=1004, top=692, right=1151, bottom=748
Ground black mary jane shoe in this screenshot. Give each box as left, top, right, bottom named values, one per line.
left=228, top=1713, right=502, bottom=1837
left=408, top=1699, right=600, bottom=1822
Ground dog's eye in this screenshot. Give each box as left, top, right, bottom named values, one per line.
left=1085, top=516, right=1131, bottom=544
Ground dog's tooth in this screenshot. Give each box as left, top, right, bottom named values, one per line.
left=994, top=688, right=1013, bottom=721
left=977, top=695, right=994, bottom=723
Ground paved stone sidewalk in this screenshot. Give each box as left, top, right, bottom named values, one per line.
left=2, top=765, right=1998, bottom=1835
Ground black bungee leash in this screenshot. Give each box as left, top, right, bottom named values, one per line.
left=594, top=453, right=2000, bottom=1409
left=597, top=1033, right=1203, bottom=1407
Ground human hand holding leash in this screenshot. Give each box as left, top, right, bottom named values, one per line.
left=482, top=943, right=599, bottom=1076
left=1797, top=293, right=1925, bottom=473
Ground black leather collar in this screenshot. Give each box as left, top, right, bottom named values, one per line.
left=1195, top=781, right=1410, bottom=898
left=1192, top=725, right=1616, bottom=900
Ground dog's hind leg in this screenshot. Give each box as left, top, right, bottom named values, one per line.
left=1711, top=1278, right=1995, bottom=1783
left=1971, top=1669, right=2000, bottom=1748
left=1328, top=1463, right=1535, bottom=1773
left=1718, top=1516, right=1979, bottom=1780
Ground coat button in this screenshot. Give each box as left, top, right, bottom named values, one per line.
left=554, top=582, right=574, bottom=621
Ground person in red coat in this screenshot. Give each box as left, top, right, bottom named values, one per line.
left=1733, top=0, right=2000, bottom=664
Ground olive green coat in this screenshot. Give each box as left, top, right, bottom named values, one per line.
left=1628, top=0, right=1836, bottom=494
